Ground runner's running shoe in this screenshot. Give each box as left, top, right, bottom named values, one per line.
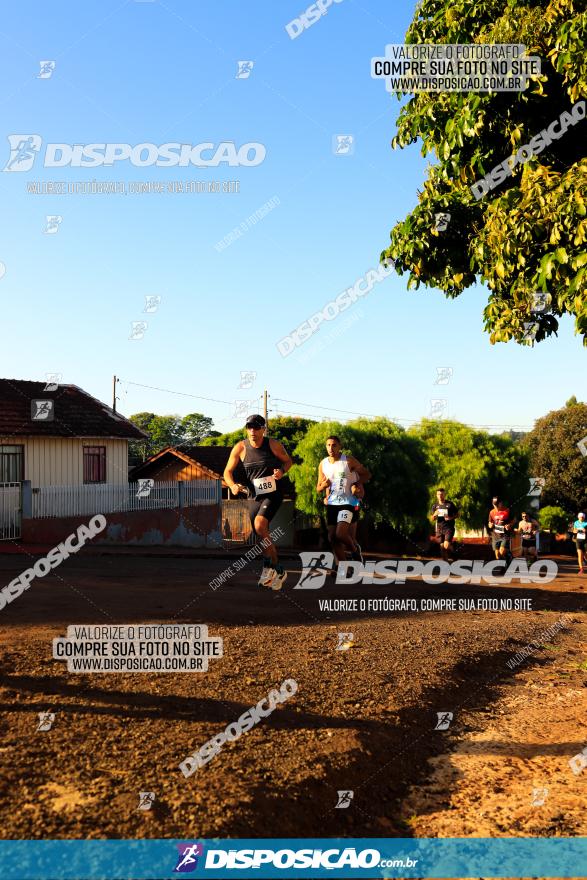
left=268, top=568, right=287, bottom=591
left=258, top=562, right=276, bottom=587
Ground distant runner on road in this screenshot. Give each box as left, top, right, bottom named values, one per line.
left=224, top=414, right=292, bottom=590
left=430, top=488, right=458, bottom=561
left=573, top=511, right=586, bottom=576
left=317, top=436, right=371, bottom=568
left=516, top=511, right=539, bottom=560
left=488, top=497, right=514, bottom=567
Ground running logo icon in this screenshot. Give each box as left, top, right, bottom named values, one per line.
left=129, top=321, right=148, bottom=340
left=136, top=479, right=154, bottom=499
left=236, top=61, right=254, bottom=79
left=44, top=373, right=61, bottom=392
left=31, top=400, right=54, bottom=421
left=434, top=366, right=453, bottom=385
left=144, top=295, right=161, bottom=313
left=4, top=134, right=42, bottom=171
left=333, top=135, right=354, bottom=155
left=335, top=790, right=354, bottom=808
left=137, top=791, right=155, bottom=810
left=530, top=291, right=550, bottom=314
left=434, top=212, right=451, bottom=232
left=237, top=370, right=257, bottom=390
left=429, top=398, right=448, bottom=419
left=38, top=61, right=56, bottom=79
left=44, top=215, right=62, bottom=234
left=435, top=711, right=453, bottom=730
left=568, top=747, right=587, bottom=776
left=293, top=552, right=334, bottom=589
left=531, top=787, right=548, bottom=806
left=36, top=711, right=55, bottom=731
left=174, top=843, right=204, bottom=873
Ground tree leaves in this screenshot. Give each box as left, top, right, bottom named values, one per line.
left=381, top=0, right=587, bottom=346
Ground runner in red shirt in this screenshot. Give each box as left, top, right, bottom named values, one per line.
left=488, top=497, right=514, bottom=566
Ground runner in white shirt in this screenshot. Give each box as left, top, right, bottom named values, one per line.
left=317, top=436, right=371, bottom=568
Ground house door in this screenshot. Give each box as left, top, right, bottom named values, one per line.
left=0, top=482, right=22, bottom=540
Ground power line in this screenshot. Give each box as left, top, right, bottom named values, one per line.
left=272, top=397, right=383, bottom=419
left=119, top=380, right=532, bottom=431
left=119, top=379, right=257, bottom=408
left=272, top=398, right=532, bottom=430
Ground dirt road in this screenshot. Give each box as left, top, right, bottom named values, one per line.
left=0, top=550, right=585, bottom=843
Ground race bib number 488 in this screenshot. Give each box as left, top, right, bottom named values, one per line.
left=253, top=475, right=276, bottom=495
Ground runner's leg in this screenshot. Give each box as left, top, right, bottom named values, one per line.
left=335, top=520, right=356, bottom=560
left=327, top=524, right=342, bottom=566
left=254, top=514, right=277, bottom=565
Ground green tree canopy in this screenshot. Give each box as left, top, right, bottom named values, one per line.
left=382, top=0, right=587, bottom=346
left=128, top=412, right=217, bottom=463
left=409, top=419, right=530, bottom=528
left=290, top=418, right=432, bottom=531
left=201, top=416, right=316, bottom=463
left=524, top=400, right=587, bottom=509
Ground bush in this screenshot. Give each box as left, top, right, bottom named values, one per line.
left=538, top=506, right=570, bottom=535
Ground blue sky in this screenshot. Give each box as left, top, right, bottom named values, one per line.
left=0, top=0, right=583, bottom=437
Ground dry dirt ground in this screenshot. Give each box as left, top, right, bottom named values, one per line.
left=0, top=547, right=585, bottom=877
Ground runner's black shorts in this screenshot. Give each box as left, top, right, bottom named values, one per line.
left=521, top=536, right=535, bottom=547
left=352, top=507, right=360, bottom=524
left=247, top=492, right=283, bottom=527
left=436, top=526, right=455, bottom=542
left=326, top=504, right=355, bottom=527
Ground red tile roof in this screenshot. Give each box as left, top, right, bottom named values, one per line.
left=0, top=379, right=147, bottom=440
left=130, top=445, right=246, bottom=483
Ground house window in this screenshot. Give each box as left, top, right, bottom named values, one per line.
left=0, top=445, right=24, bottom=482
left=83, top=446, right=106, bottom=483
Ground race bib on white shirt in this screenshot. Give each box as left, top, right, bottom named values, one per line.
left=337, top=509, right=353, bottom=524
left=253, top=475, right=276, bottom=496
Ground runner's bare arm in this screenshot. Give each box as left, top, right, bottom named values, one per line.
left=347, top=456, right=371, bottom=482
left=223, top=442, right=246, bottom=495
left=269, top=439, right=292, bottom=479
left=316, top=461, right=330, bottom=492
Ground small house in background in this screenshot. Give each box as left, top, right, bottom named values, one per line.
left=130, top=446, right=297, bottom=546
left=0, top=378, right=147, bottom=486
left=129, top=446, right=246, bottom=499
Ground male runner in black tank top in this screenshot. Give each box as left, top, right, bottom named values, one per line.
left=224, top=414, right=292, bottom=590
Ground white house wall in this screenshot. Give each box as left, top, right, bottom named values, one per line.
left=0, top=437, right=129, bottom=486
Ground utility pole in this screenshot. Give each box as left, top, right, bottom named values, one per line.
left=263, top=389, right=268, bottom=426
left=112, top=375, right=118, bottom=412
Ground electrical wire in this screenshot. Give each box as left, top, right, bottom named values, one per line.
left=119, top=380, right=533, bottom=430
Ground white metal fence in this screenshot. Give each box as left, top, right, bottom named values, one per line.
left=0, top=482, right=22, bottom=540
left=31, top=480, right=221, bottom=519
